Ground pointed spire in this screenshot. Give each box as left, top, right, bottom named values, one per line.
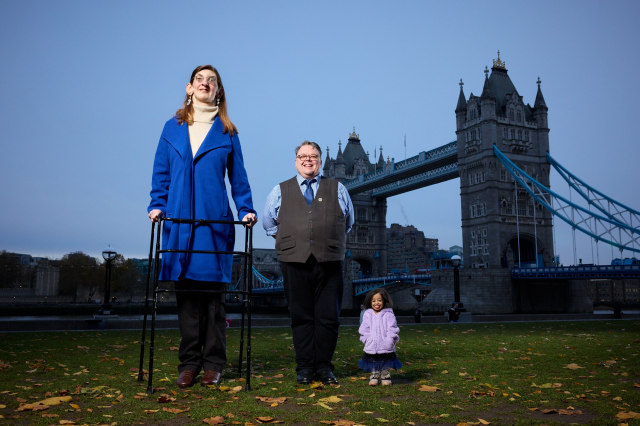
left=323, top=145, right=331, bottom=171
left=534, top=77, right=547, bottom=110
left=481, top=67, right=494, bottom=100
left=455, top=78, right=467, bottom=113
left=378, top=145, right=384, bottom=166
left=336, top=140, right=345, bottom=164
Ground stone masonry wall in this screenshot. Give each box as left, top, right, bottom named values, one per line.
left=424, top=268, right=514, bottom=314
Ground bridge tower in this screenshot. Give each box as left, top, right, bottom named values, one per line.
left=456, top=52, right=554, bottom=270
left=323, top=128, right=388, bottom=308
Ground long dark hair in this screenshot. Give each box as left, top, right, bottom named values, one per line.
left=175, top=65, right=238, bottom=136
left=363, top=288, right=394, bottom=310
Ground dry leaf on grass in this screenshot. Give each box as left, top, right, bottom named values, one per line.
left=478, top=419, right=490, bottom=425
left=157, top=394, right=176, bottom=403
left=203, top=416, right=225, bottom=425
left=616, top=412, right=640, bottom=420
left=255, top=416, right=283, bottom=424
left=256, top=396, right=287, bottom=404
left=319, top=420, right=357, bottom=426
left=565, top=363, right=583, bottom=370
left=542, top=409, right=558, bottom=414
left=144, top=409, right=159, bottom=414
left=418, top=385, right=441, bottom=392
left=163, top=407, right=190, bottom=414
left=59, top=421, right=76, bottom=425
left=318, top=395, right=343, bottom=403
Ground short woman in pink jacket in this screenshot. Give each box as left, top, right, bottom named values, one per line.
left=358, top=288, right=402, bottom=386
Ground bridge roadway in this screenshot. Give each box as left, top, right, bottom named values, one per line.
left=342, top=141, right=458, bottom=197
left=250, top=265, right=640, bottom=296
left=512, top=264, right=640, bottom=279
left=351, top=274, right=431, bottom=296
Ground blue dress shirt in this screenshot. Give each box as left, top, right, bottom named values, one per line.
left=263, top=174, right=354, bottom=237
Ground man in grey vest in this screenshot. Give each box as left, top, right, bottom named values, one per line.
left=263, top=141, right=354, bottom=384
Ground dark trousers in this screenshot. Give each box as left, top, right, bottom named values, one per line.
left=174, top=279, right=226, bottom=374
left=280, top=256, right=343, bottom=374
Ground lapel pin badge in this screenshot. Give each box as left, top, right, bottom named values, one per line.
left=318, top=198, right=323, bottom=202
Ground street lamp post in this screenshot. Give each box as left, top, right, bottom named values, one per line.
left=451, top=255, right=466, bottom=311
left=99, top=245, right=117, bottom=316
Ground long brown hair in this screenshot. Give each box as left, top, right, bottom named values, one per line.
left=363, top=288, right=394, bottom=310
left=175, top=65, right=238, bottom=136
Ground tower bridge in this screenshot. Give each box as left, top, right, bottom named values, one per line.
left=250, top=52, right=640, bottom=314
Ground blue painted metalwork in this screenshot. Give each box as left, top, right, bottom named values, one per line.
left=512, top=264, right=640, bottom=279
left=251, top=267, right=284, bottom=294
left=353, top=274, right=431, bottom=296
left=547, top=152, right=640, bottom=228
left=343, top=141, right=458, bottom=196
left=493, top=145, right=640, bottom=253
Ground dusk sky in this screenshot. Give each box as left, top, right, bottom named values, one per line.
left=1, top=1, right=639, bottom=266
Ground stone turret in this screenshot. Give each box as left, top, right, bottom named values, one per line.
left=480, top=67, right=496, bottom=121
left=533, top=77, right=548, bottom=130
left=334, top=141, right=346, bottom=179
left=455, top=79, right=467, bottom=130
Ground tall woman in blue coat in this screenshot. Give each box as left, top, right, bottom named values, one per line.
left=148, top=65, right=257, bottom=388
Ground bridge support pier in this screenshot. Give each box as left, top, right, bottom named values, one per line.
left=425, top=268, right=514, bottom=314
left=425, top=268, right=594, bottom=314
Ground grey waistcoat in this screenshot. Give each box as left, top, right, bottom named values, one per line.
left=275, top=176, right=346, bottom=263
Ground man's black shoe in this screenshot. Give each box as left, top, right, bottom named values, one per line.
left=296, top=371, right=314, bottom=384
left=316, top=370, right=338, bottom=385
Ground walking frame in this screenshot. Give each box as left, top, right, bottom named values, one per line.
left=137, top=217, right=254, bottom=393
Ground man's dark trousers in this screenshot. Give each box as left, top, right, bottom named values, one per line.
left=281, top=256, right=343, bottom=374
left=174, top=279, right=227, bottom=375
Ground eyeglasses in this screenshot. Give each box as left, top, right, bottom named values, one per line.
left=194, top=75, right=217, bottom=85
left=296, top=155, right=319, bottom=162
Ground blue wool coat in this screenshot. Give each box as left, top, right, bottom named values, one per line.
left=148, top=116, right=256, bottom=283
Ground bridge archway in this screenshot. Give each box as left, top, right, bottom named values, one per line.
left=504, top=234, right=544, bottom=266
left=347, top=257, right=373, bottom=280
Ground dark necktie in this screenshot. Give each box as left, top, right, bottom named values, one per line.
left=303, top=178, right=316, bottom=207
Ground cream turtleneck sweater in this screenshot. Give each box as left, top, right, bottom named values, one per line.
left=188, top=105, right=219, bottom=157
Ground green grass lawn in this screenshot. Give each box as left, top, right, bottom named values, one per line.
left=0, top=320, right=639, bottom=426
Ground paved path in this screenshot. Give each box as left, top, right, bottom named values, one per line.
left=0, top=312, right=638, bottom=332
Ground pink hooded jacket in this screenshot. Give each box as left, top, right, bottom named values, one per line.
left=358, top=308, right=400, bottom=354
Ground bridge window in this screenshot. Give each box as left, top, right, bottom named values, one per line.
left=371, top=212, right=376, bottom=221
left=524, top=131, right=529, bottom=141
left=368, top=234, right=375, bottom=243
left=471, top=205, right=477, bottom=218
left=510, top=129, right=515, bottom=139
left=509, top=109, right=514, bottom=121
left=528, top=202, right=534, bottom=216
left=357, top=208, right=367, bottom=221
left=518, top=130, right=522, bottom=140
left=500, top=168, right=507, bottom=181
left=517, top=110, right=522, bottom=121
left=503, top=128, right=508, bottom=139
left=517, top=200, right=527, bottom=216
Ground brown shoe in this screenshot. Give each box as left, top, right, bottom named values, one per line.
left=201, top=370, right=221, bottom=386
left=176, top=370, right=197, bottom=388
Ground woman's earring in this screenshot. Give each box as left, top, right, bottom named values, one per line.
left=187, top=95, right=192, bottom=106
left=216, top=98, right=221, bottom=106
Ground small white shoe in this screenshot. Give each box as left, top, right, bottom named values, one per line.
left=380, top=369, right=392, bottom=386
left=369, top=371, right=380, bottom=386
